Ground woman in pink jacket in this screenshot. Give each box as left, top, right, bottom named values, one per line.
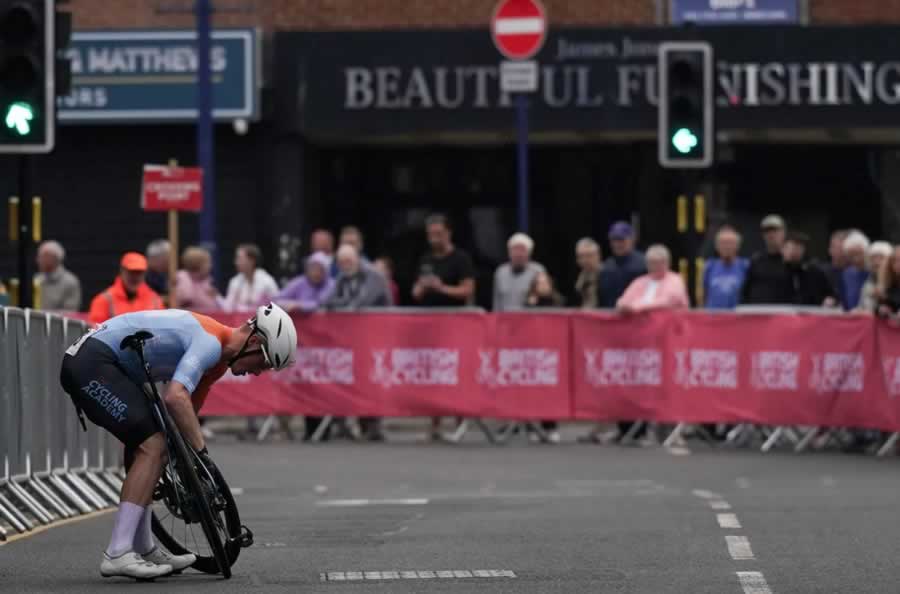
left=616, top=244, right=689, bottom=314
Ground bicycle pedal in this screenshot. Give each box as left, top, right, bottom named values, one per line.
left=229, top=525, right=254, bottom=549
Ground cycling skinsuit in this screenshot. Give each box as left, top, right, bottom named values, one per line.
left=59, top=310, right=234, bottom=448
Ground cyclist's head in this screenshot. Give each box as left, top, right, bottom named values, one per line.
left=228, top=303, right=297, bottom=376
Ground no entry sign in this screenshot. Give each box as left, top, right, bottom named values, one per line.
left=141, top=164, right=204, bottom=212
left=491, top=0, right=547, bottom=61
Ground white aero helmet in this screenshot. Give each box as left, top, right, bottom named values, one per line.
left=253, top=302, right=297, bottom=371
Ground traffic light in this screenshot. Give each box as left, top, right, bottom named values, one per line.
left=658, top=42, right=714, bottom=169
left=0, top=0, right=54, bottom=153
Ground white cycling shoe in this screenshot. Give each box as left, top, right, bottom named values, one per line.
left=100, top=551, right=173, bottom=580
left=141, top=546, right=197, bottom=573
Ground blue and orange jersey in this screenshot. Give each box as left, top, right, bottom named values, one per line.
left=89, top=309, right=234, bottom=409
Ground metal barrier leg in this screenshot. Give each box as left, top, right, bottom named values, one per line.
left=48, top=474, right=92, bottom=514
left=310, top=416, right=334, bottom=443
left=31, top=476, right=74, bottom=518
left=0, top=488, right=33, bottom=532
left=794, top=428, right=819, bottom=452
left=256, top=415, right=277, bottom=442
left=6, top=480, right=52, bottom=525
left=66, top=473, right=106, bottom=510
left=618, top=421, right=646, bottom=446
left=83, top=472, right=119, bottom=506
left=526, top=421, right=549, bottom=443
left=877, top=432, right=899, bottom=457
left=103, top=471, right=124, bottom=493
left=761, top=427, right=786, bottom=453
left=662, top=423, right=687, bottom=448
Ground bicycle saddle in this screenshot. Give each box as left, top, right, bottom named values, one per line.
left=120, top=330, right=155, bottom=351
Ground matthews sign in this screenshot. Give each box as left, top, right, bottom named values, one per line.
left=276, top=26, right=900, bottom=137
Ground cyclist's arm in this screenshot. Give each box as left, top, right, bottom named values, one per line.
left=163, top=381, right=205, bottom=451
left=171, top=335, right=223, bottom=450
left=191, top=364, right=228, bottom=413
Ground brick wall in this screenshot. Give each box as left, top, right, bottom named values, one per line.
left=69, top=0, right=656, bottom=30
left=69, top=0, right=900, bottom=30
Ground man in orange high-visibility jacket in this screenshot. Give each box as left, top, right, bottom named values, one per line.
left=89, top=252, right=164, bottom=325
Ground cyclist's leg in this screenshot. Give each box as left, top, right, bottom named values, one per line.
left=61, top=340, right=173, bottom=577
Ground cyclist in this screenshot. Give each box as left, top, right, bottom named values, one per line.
left=60, top=303, right=297, bottom=580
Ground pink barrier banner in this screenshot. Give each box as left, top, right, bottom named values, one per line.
left=63, top=309, right=900, bottom=429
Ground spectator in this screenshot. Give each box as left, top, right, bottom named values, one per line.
left=599, top=222, right=646, bottom=308
left=144, top=239, right=170, bottom=301
left=34, top=240, right=81, bottom=311
left=616, top=245, right=690, bottom=314
left=310, top=228, right=335, bottom=270
left=331, top=225, right=371, bottom=276
left=88, top=252, right=163, bottom=324
left=574, top=237, right=602, bottom=308
left=0, top=278, right=9, bottom=306
left=324, top=244, right=392, bottom=310
left=525, top=271, right=564, bottom=444
left=493, top=233, right=546, bottom=311
left=703, top=226, right=748, bottom=309
left=841, top=230, right=871, bottom=311
left=412, top=214, right=476, bottom=441
left=820, top=229, right=849, bottom=302
left=857, top=241, right=891, bottom=312
left=174, top=246, right=221, bottom=311
left=223, top=244, right=279, bottom=312
left=325, top=244, right=392, bottom=442
left=877, top=246, right=900, bottom=318
left=782, top=232, right=835, bottom=306
left=273, top=252, right=335, bottom=312
left=527, top=270, right=565, bottom=308
left=374, top=256, right=400, bottom=306
left=741, top=214, right=792, bottom=305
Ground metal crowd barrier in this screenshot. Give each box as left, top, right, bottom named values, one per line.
left=0, top=307, right=123, bottom=540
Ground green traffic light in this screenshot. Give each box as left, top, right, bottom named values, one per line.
left=4, top=101, right=34, bottom=136
left=671, top=127, right=698, bottom=154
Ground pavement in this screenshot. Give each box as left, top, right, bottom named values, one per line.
left=1, top=432, right=899, bottom=593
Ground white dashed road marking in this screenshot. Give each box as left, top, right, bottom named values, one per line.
left=710, top=500, right=732, bottom=510
left=717, top=513, right=742, bottom=529
left=736, top=477, right=751, bottom=489
left=692, top=489, right=718, bottom=499
left=316, top=498, right=429, bottom=507
left=726, top=536, right=755, bottom=560
left=736, top=571, right=772, bottom=594
left=320, top=570, right=516, bottom=581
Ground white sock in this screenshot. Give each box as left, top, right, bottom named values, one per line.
left=106, top=501, right=145, bottom=558
left=133, top=507, right=155, bottom=555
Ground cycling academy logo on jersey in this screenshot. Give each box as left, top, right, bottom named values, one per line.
left=81, top=380, right=129, bottom=422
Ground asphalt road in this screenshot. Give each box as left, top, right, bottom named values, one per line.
left=2, top=435, right=898, bottom=593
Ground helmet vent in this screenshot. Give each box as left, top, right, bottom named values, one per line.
left=276, top=319, right=283, bottom=338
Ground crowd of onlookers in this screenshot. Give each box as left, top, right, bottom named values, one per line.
left=2, top=211, right=899, bottom=444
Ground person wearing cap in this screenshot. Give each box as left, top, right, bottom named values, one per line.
left=493, top=233, right=546, bottom=311
left=599, top=221, right=647, bottom=308
left=782, top=231, right=835, bottom=307
left=88, top=253, right=164, bottom=325
left=740, top=214, right=792, bottom=305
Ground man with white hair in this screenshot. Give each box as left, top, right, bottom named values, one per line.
left=35, top=240, right=82, bottom=311
left=703, top=226, right=748, bottom=309
left=144, top=239, right=170, bottom=300
left=324, top=244, right=392, bottom=310
left=841, top=230, right=871, bottom=310
left=493, top=233, right=546, bottom=311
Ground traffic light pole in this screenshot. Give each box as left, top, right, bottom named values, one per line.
left=16, top=155, right=33, bottom=308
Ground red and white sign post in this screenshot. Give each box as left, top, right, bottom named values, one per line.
left=490, top=0, right=547, bottom=235
left=141, top=161, right=204, bottom=306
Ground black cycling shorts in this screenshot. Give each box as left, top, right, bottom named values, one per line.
left=59, top=337, right=159, bottom=449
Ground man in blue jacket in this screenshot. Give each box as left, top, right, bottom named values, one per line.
left=599, top=221, right=647, bottom=308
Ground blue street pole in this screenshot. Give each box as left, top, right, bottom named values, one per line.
left=196, top=0, right=217, bottom=279
left=515, top=94, right=530, bottom=233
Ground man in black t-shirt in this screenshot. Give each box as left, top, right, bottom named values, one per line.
left=412, top=214, right=476, bottom=441
left=412, top=214, right=476, bottom=307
